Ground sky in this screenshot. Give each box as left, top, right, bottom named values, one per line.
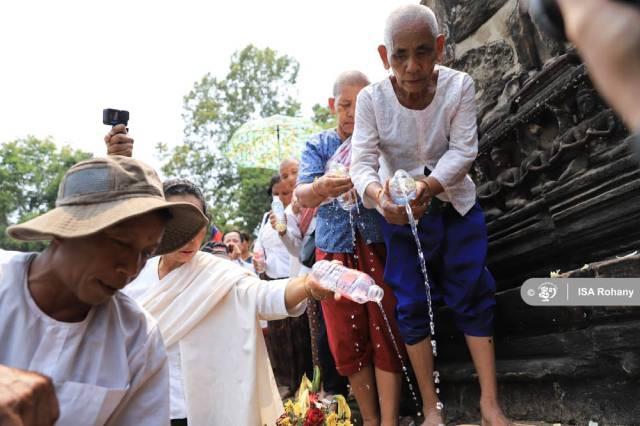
left=0, top=0, right=417, bottom=172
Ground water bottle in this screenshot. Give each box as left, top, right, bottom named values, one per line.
left=271, top=197, right=287, bottom=233
left=253, top=248, right=266, bottom=274
left=326, top=161, right=357, bottom=211
left=311, top=260, right=384, bottom=304
left=389, top=169, right=417, bottom=205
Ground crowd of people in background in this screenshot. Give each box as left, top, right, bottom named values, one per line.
left=1, top=1, right=639, bottom=425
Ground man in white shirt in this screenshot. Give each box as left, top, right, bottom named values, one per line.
left=350, top=4, right=509, bottom=425
left=0, top=156, right=208, bottom=425
left=223, top=230, right=255, bottom=273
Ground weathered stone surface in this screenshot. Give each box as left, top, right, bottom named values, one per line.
left=423, top=0, right=509, bottom=43
left=451, top=40, right=515, bottom=123
left=416, top=1, right=637, bottom=423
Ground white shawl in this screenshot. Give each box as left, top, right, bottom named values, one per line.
left=139, top=252, right=293, bottom=425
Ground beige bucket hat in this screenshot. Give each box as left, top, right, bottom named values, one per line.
left=7, top=156, right=208, bottom=255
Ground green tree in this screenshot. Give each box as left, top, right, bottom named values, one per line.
left=311, top=103, right=336, bottom=129
left=159, top=44, right=302, bottom=234
left=0, top=137, right=93, bottom=251
left=183, top=44, right=301, bottom=143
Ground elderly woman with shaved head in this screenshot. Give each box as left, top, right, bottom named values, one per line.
left=296, top=70, right=406, bottom=425
left=350, top=4, right=510, bottom=426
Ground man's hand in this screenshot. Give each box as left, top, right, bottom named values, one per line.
left=0, top=365, right=59, bottom=426
left=226, top=243, right=242, bottom=261
left=105, top=124, right=134, bottom=157
left=316, top=175, right=354, bottom=199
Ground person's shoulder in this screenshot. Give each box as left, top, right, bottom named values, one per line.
left=310, top=129, right=340, bottom=147
left=0, top=250, right=32, bottom=265
left=101, top=291, right=164, bottom=355
left=360, top=79, right=387, bottom=100
left=0, top=250, right=35, bottom=284
left=438, top=66, right=474, bottom=88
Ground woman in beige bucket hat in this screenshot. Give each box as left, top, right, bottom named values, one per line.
left=0, top=155, right=209, bottom=425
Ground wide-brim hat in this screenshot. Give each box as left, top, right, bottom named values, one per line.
left=7, top=156, right=208, bottom=255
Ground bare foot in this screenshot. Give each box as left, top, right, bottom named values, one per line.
left=480, top=399, right=512, bottom=426
left=420, top=407, right=445, bottom=426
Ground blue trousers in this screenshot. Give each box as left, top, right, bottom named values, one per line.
left=380, top=202, right=496, bottom=345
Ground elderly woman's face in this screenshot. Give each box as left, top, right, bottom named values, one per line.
left=383, top=20, right=444, bottom=95
left=55, top=212, right=166, bottom=306
left=279, top=161, right=299, bottom=189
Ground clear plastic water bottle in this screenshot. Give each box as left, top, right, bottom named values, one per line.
left=389, top=169, right=417, bottom=205
left=271, top=197, right=287, bottom=233
left=326, top=161, right=357, bottom=211
left=253, top=248, right=266, bottom=274
left=311, top=260, right=384, bottom=304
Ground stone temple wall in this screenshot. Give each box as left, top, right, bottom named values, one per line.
left=420, top=1, right=640, bottom=423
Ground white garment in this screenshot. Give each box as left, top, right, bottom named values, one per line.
left=124, top=257, right=187, bottom=420
left=350, top=66, right=479, bottom=216
left=125, top=251, right=306, bottom=426
left=279, top=205, right=313, bottom=277
left=0, top=250, right=169, bottom=426
left=235, top=257, right=256, bottom=274
left=255, top=211, right=291, bottom=279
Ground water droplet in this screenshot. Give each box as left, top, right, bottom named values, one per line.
left=436, top=388, right=440, bottom=394
left=365, top=384, right=370, bottom=390
left=376, top=326, right=380, bottom=331
left=436, top=402, right=444, bottom=410
left=352, top=324, right=357, bottom=329
left=371, top=268, right=375, bottom=272
left=350, top=314, right=355, bottom=319
left=417, top=411, right=422, bottom=417
left=376, top=343, right=381, bottom=348
left=402, top=366, right=407, bottom=372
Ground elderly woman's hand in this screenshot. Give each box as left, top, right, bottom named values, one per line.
left=105, top=124, right=134, bottom=157
left=315, top=175, right=353, bottom=199
left=377, top=179, right=410, bottom=225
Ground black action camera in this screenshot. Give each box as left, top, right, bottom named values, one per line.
left=102, top=108, right=130, bottom=127
left=527, top=0, right=640, bottom=42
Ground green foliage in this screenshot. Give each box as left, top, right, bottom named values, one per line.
left=160, top=44, right=302, bottom=234
left=0, top=137, right=92, bottom=251
left=183, top=44, right=301, bottom=144
left=311, top=103, right=336, bottom=129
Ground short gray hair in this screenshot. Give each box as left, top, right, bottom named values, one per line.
left=383, top=4, right=439, bottom=54
left=332, top=70, right=370, bottom=98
